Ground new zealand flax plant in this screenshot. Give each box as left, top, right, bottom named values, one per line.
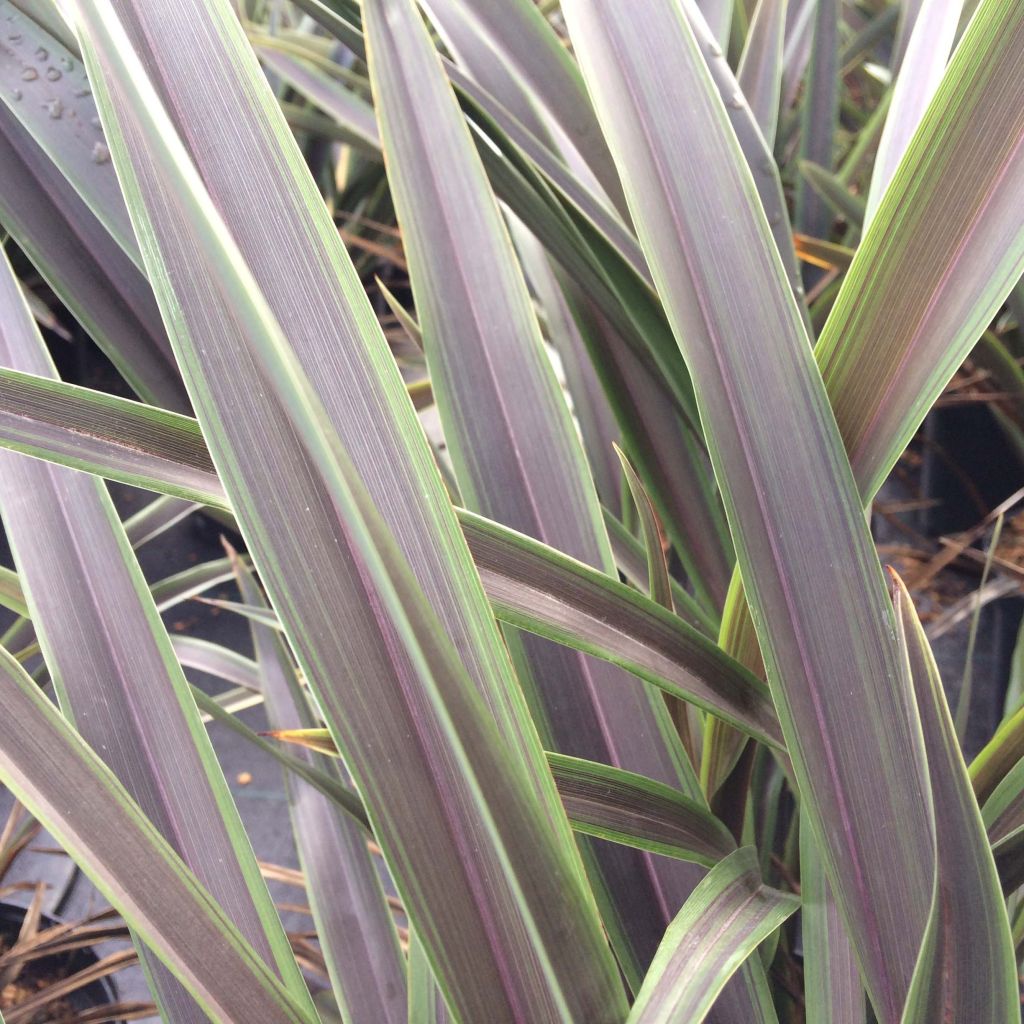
left=0, top=0, right=1021, bottom=1020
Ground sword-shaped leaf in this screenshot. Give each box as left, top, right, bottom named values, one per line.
left=982, top=749, right=1024, bottom=848
left=173, top=636, right=262, bottom=692
left=251, top=7, right=739, bottom=612
left=864, top=0, right=962, bottom=225
left=420, top=0, right=554, bottom=147
left=255, top=46, right=380, bottom=156
left=280, top=3, right=739, bottom=604
left=604, top=510, right=719, bottom=639
left=463, top=511, right=780, bottom=746
left=799, top=820, right=865, bottom=1024
left=417, top=0, right=627, bottom=214
left=737, top=0, right=787, bottom=149
left=547, top=753, right=735, bottom=865
left=151, top=558, right=238, bottom=611
left=0, top=247, right=307, bottom=1019
left=679, top=0, right=803, bottom=299
left=192, top=690, right=369, bottom=828
left=365, top=0, right=716, bottom=982
left=409, top=932, right=450, bottom=1024
left=123, top=494, right=199, bottom=548
left=231, top=547, right=406, bottom=1024
left=797, top=160, right=866, bottom=229
left=990, top=828, right=1024, bottom=896
left=981, top=756, right=1024, bottom=894
left=206, top=545, right=785, bottom=747
left=0, top=645, right=317, bottom=1024
left=710, top=0, right=1024, bottom=803
left=0, top=4, right=132, bottom=253
left=561, top=1, right=933, bottom=1017
left=68, top=0, right=623, bottom=1019
left=626, top=847, right=798, bottom=1024
left=819, top=0, right=1024, bottom=503
left=0, top=5, right=186, bottom=409
left=889, top=570, right=1017, bottom=1024
left=510, top=225, right=622, bottom=516
left=794, top=0, right=839, bottom=240
left=0, top=370, right=778, bottom=743
left=0, top=367, right=222, bottom=504
left=971, top=703, right=1024, bottom=805
left=612, top=455, right=704, bottom=824
left=584, top=313, right=733, bottom=612
left=0, top=565, right=27, bottom=618
left=219, top=568, right=782, bottom=751
left=268, top=728, right=735, bottom=866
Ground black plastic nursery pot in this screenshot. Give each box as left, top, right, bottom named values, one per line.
left=920, top=404, right=1024, bottom=537
left=917, top=403, right=1024, bottom=754
left=0, top=902, right=120, bottom=1023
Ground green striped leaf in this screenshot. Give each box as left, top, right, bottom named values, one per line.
left=0, top=245, right=307, bottom=1019
left=982, top=751, right=1024, bottom=848
left=291, top=0, right=364, bottom=51
left=421, top=0, right=553, bottom=147
left=547, top=753, right=735, bottom=865
left=626, top=847, right=798, bottom=1024
left=0, top=645, right=316, bottom=1024
left=0, top=565, right=27, bottom=618
left=69, top=0, right=622, bottom=1019
left=418, top=0, right=627, bottom=214
left=890, top=571, right=1017, bottom=1024
left=799, top=820, right=865, bottom=1023
left=548, top=275, right=733, bottom=610
left=6, top=304, right=707, bottom=642
left=736, top=0, right=786, bottom=149
left=511, top=227, right=622, bottom=514
left=123, top=495, right=199, bottom=548
left=191, top=688, right=369, bottom=828
left=0, top=16, right=185, bottom=409
left=281, top=1, right=735, bottom=605
left=255, top=45, right=380, bottom=156
left=990, top=828, right=1024, bottom=896
left=615, top=446, right=674, bottom=610
left=409, top=932, right=451, bottom=1024
left=794, top=0, right=839, bottom=240
left=2, top=551, right=250, bottom=674
left=173, top=636, right=261, bottom=692
left=604, top=509, right=718, bottom=638
left=561, top=1, right=934, bottom=1017
left=680, top=0, right=802, bottom=299
left=0, top=367, right=222, bottom=505
left=0, top=369, right=776, bottom=744
left=463, top=510, right=781, bottom=747
left=365, top=0, right=707, bottom=984
left=982, top=756, right=1024, bottom=894
left=971, top=702, right=1024, bottom=805
left=0, top=5, right=187, bottom=410
left=267, top=728, right=735, bottom=867
left=210, top=525, right=782, bottom=750
left=864, top=0, right=962, bottom=224
left=798, top=160, right=865, bottom=229
left=0, top=4, right=132, bottom=253
left=711, top=0, right=1024, bottom=809
left=0, top=366, right=777, bottom=745
left=819, top=0, right=1024, bottom=503
left=230, top=547, right=406, bottom=1024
